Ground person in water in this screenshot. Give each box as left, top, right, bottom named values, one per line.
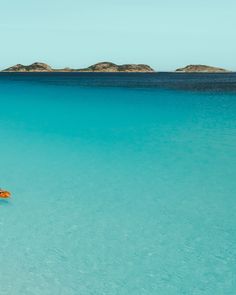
left=0, top=188, right=11, bottom=199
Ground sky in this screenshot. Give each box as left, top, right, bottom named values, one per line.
left=1, top=0, right=236, bottom=71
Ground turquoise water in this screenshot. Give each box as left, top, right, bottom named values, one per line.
left=0, top=73, right=236, bottom=294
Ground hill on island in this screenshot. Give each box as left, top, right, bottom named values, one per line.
left=176, top=65, right=229, bottom=73
left=3, top=62, right=54, bottom=72
left=78, top=62, right=154, bottom=72
left=2, top=62, right=155, bottom=73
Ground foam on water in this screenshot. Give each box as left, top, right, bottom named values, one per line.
left=0, top=73, right=236, bottom=294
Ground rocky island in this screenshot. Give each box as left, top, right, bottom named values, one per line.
left=3, top=62, right=54, bottom=72
left=78, top=62, right=154, bottom=72
left=2, top=62, right=155, bottom=73
left=176, top=64, right=229, bottom=73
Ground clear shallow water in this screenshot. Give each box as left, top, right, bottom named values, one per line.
left=0, top=73, right=236, bottom=294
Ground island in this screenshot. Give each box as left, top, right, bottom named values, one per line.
left=3, top=62, right=54, bottom=72
left=176, top=64, right=229, bottom=73
left=77, top=62, right=154, bottom=72
left=2, top=62, right=155, bottom=73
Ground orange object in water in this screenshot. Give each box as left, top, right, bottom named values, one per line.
left=0, top=190, right=11, bottom=199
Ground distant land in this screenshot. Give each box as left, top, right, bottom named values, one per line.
left=78, top=62, right=155, bottom=72
left=176, top=65, right=229, bottom=73
left=1, top=62, right=232, bottom=73
left=2, top=62, right=155, bottom=73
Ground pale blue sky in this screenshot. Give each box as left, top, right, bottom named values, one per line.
left=1, top=0, right=236, bottom=71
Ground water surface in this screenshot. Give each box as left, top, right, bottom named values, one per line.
left=0, top=73, right=236, bottom=294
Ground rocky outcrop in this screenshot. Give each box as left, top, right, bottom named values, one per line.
left=3, top=62, right=155, bottom=73
left=78, top=62, right=155, bottom=72
left=176, top=65, right=229, bottom=73
left=79, top=62, right=118, bottom=72
left=3, top=62, right=53, bottom=72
